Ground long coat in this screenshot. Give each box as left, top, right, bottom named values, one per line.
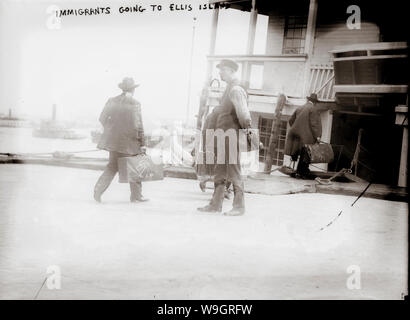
left=97, top=93, right=145, bottom=155
left=195, top=105, right=223, bottom=177
left=284, top=101, right=322, bottom=158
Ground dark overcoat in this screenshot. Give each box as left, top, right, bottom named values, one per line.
left=97, top=93, right=145, bottom=155
left=196, top=105, right=223, bottom=176
left=284, top=101, right=322, bottom=157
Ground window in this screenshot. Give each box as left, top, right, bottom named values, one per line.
left=282, top=15, right=307, bottom=54
left=258, top=117, right=288, bottom=166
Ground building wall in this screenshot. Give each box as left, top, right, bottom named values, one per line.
left=265, top=11, right=285, bottom=55
left=262, top=61, right=306, bottom=97
left=249, top=1, right=384, bottom=172
left=311, top=21, right=380, bottom=65
left=262, top=9, right=306, bottom=97
left=261, top=4, right=380, bottom=96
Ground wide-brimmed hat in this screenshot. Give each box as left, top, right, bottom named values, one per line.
left=306, top=93, right=319, bottom=103
left=118, top=77, right=139, bottom=91
left=216, top=59, right=239, bottom=72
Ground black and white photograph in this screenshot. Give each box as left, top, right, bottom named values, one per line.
left=0, top=0, right=408, bottom=304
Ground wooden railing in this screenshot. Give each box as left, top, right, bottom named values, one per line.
left=307, top=64, right=335, bottom=101
left=206, top=56, right=336, bottom=101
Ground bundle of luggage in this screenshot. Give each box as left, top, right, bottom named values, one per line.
left=118, top=154, right=164, bottom=183
left=304, top=142, right=334, bottom=164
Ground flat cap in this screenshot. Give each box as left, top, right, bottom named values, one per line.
left=216, top=59, right=239, bottom=72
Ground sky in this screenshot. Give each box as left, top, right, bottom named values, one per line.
left=0, top=0, right=268, bottom=131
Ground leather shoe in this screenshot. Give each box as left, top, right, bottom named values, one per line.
left=223, top=208, right=245, bottom=216
left=131, top=196, right=149, bottom=202
left=94, top=192, right=102, bottom=203
left=197, top=205, right=222, bottom=213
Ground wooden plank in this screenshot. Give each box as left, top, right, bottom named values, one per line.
left=325, top=71, right=335, bottom=100
left=246, top=89, right=308, bottom=104
left=308, top=67, right=315, bottom=93
left=395, top=114, right=408, bottom=125
left=302, top=0, right=318, bottom=96
left=317, top=68, right=326, bottom=96
left=398, top=127, right=408, bottom=187
left=312, top=69, right=320, bottom=94
left=248, top=94, right=277, bottom=103
left=330, top=41, right=407, bottom=54
left=205, top=7, right=219, bottom=84
left=395, top=105, right=408, bottom=113
left=263, top=94, right=286, bottom=172
left=316, top=72, right=334, bottom=96
left=304, top=0, right=318, bottom=57
left=207, top=54, right=307, bottom=62
left=246, top=1, right=257, bottom=54
left=335, top=110, right=383, bottom=117
left=334, top=84, right=408, bottom=94
left=243, top=2, right=257, bottom=86
left=395, top=105, right=408, bottom=126
left=333, top=54, right=407, bottom=62
left=334, top=93, right=384, bottom=98
left=323, top=70, right=331, bottom=100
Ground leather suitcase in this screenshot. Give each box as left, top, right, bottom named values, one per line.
left=118, top=154, right=164, bottom=183
left=304, top=143, right=334, bottom=164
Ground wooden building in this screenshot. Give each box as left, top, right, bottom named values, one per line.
left=203, top=0, right=408, bottom=186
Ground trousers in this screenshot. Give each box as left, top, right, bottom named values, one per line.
left=94, top=151, right=142, bottom=201
left=210, top=162, right=244, bottom=210
left=296, top=147, right=311, bottom=175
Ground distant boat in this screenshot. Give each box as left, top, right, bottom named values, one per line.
left=0, top=109, right=31, bottom=128
left=33, top=120, right=86, bottom=140
left=0, top=117, right=31, bottom=128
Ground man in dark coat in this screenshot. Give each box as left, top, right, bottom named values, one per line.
left=196, top=103, right=232, bottom=199
left=197, top=59, right=252, bottom=216
left=284, top=93, right=322, bottom=178
left=94, top=77, right=148, bottom=203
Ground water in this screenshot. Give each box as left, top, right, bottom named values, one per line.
left=0, top=127, right=194, bottom=165
left=0, top=127, right=107, bottom=158
left=0, top=127, right=264, bottom=170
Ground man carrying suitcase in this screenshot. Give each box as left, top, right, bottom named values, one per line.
left=94, top=77, right=148, bottom=203
left=284, top=93, right=322, bottom=179
left=197, top=59, right=253, bottom=216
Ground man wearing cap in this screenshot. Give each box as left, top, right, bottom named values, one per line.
left=197, top=59, right=252, bottom=216
left=284, top=93, right=322, bottom=179
left=94, top=77, right=148, bottom=203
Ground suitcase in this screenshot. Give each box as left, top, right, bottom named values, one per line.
left=304, top=143, right=334, bottom=164
left=118, top=154, right=164, bottom=183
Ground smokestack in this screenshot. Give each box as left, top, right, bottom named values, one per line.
left=52, top=104, right=57, bottom=121
left=8, top=109, right=12, bottom=118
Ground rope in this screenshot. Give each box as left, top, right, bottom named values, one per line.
left=309, top=163, right=327, bottom=172
left=1, top=149, right=100, bottom=157
left=337, top=147, right=376, bottom=173
left=318, top=181, right=372, bottom=231
left=33, top=276, right=48, bottom=300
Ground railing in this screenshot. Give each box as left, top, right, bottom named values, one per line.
left=307, top=64, right=335, bottom=101
left=207, top=54, right=308, bottom=62
left=206, top=56, right=336, bottom=101
left=207, top=54, right=308, bottom=95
